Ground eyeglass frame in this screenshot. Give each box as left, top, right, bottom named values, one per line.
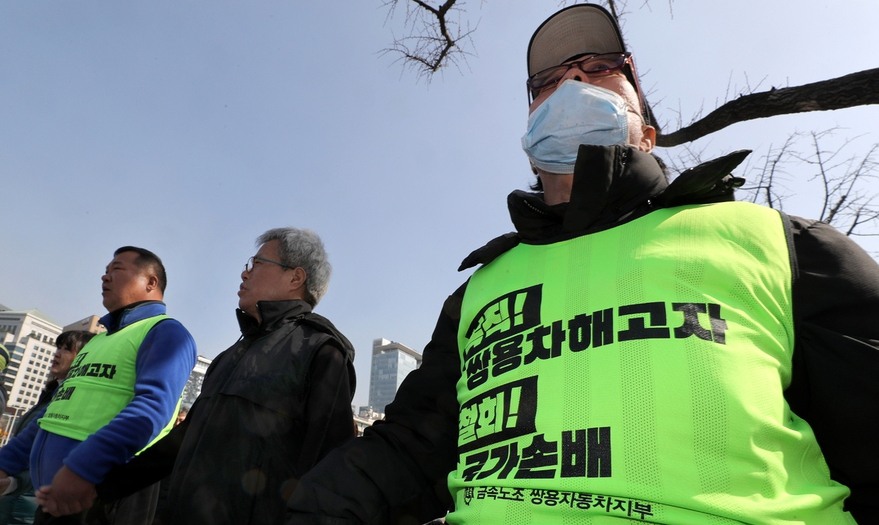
left=244, top=255, right=295, bottom=273
left=526, top=51, right=651, bottom=126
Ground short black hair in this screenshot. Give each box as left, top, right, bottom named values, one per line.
left=55, top=330, right=96, bottom=352
left=114, top=246, right=168, bottom=293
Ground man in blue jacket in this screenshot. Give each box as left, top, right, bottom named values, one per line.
left=0, top=246, right=197, bottom=525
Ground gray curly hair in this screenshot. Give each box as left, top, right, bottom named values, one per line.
left=257, top=227, right=331, bottom=307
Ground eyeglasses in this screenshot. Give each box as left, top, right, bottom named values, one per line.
left=527, top=52, right=632, bottom=100
left=244, top=255, right=295, bottom=273
left=527, top=51, right=651, bottom=125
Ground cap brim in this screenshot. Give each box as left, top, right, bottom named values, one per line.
left=527, top=4, right=626, bottom=77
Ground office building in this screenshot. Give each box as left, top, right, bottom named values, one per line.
left=0, top=306, right=63, bottom=412
left=368, top=338, right=422, bottom=413
left=63, top=315, right=106, bottom=335
left=180, top=354, right=213, bottom=408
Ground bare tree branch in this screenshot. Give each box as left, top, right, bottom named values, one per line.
left=384, top=1, right=879, bottom=240
left=382, top=0, right=475, bottom=78
left=737, top=129, right=879, bottom=237
left=657, top=69, right=879, bottom=147
left=386, top=3, right=879, bottom=148
left=741, top=135, right=798, bottom=210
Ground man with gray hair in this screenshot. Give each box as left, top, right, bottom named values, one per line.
left=98, top=227, right=357, bottom=525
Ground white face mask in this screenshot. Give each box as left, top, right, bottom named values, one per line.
left=521, top=79, right=629, bottom=174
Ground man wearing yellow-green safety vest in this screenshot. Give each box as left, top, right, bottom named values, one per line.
left=0, top=246, right=197, bottom=525
left=286, top=4, right=879, bottom=525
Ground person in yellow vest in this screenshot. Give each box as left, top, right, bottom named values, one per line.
left=0, top=330, right=95, bottom=525
left=0, top=246, right=197, bottom=525
left=285, top=4, right=879, bottom=524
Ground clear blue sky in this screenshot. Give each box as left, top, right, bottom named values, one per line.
left=3, top=1, right=877, bottom=407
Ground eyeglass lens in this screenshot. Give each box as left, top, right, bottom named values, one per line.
left=528, top=53, right=628, bottom=97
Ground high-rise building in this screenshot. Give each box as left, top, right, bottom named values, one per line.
left=180, top=354, right=213, bottom=408
left=368, top=338, right=422, bottom=413
left=0, top=306, right=63, bottom=413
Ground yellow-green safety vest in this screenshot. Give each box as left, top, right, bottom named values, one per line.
left=39, top=314, right=179, bottom=450
left=449, top=202, right=854, bottom=524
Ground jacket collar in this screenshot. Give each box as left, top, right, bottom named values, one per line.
left=99, top=301, right=167, bottom=334
left=509, top=145, right=750, bottom=241
left=510, top=145, right=668, bottom=241
left=236, top=300, right=312, bottom=337
left=460, top=146, right=751, bottom=271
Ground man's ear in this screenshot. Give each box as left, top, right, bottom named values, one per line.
left=289, top=267, right=307, bottom=293
left=639, top=125, right=656, bottom=153
left=146, top=274, right=160, bottom=294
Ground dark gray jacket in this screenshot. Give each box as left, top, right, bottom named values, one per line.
left=102, top=300, right=356, bottom=525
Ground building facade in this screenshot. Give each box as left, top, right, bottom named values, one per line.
left=367, top=338, right=422, bottom=414
left=63, top=314, right=106, bottom=335
left=0, top=307, right=63, bottom=413
left=0, top=306, right=66, bottom=444
left=180, top=354, right=212, bottom=409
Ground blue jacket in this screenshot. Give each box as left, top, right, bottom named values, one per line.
left=0, top=301, right=196, bottom=487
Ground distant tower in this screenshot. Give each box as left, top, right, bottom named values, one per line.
left=368, top=338, right=422, bottom=413
left=180, top=355, right=213, bottom=408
